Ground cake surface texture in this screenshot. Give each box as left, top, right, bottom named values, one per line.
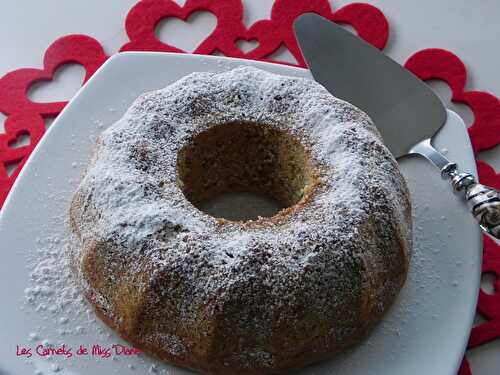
left=70, top=66, right=412, bottom=374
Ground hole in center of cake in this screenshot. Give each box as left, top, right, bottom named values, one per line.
left=177, top=122, right=317, bottom=222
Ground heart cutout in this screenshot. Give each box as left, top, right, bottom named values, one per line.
left=7, top=131, right=31, bottom=149
left=265, top=44, right=298, bottom=65
left=236, top=38, right=259, bottom=54
left=0, top=114, right=45, bottom=160
left=121, top=0, right=389, bottom=64
left=27, top=63, right=86, bottom=104
left=5, top=160, right=20, bottom=177
left=405, top=49, right=500, bottom=155
left=0, top=112, right=6, bottom=133
left=426, top=80, right=475, bottom=126
left=481, top=272, right=498, bottom=296
left=155, top=11, right=217, bottom=53
left=211, top=49, right=226, bottom=56
left=0, top=35, right=108, bottom=116
left=338, top=23, right=356, bottom=35
left=267, top=0, right=389, bottom=66
left=44, top=117, right=56, bottom=130
left=121, top=0, right=244, bottom=54
left=0, top=113, right=46, bottom=207
left=225, top=19, right=281, bottom=60
left=0, top=35, right=107, bottom=208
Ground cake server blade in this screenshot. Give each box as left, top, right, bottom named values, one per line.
left=293, top=13, right=500, bottom=239
left=294, top=13, right=445, bottom=159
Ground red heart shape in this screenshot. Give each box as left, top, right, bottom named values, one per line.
left=0, top=34, right=107, bottom=208
left=405, top=49, right=500, bottom=362
left=477, top=160, right=500, bottom=190
left=120, top=0, right=389, bottom=66
left=120, top=0, right=245, bottom=54
left=468, top=234, right=500, bottom=348
left=267, top=0, right=389, bottom=66
left=465, top=162, right=500, bottom=351
left=221, top=19, right=283, bottom=61
left=0, top=35, right=108, bottom=117
left=0, top=113, right=45, bottom=208
left=405, top=49, right=500, bottom=155
left=0, top=1, right=391, bottom=209
left=0, top=113, right=45, bottom=162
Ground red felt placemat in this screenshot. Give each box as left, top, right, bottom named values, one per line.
left=0, top=1, right=499, bottom=373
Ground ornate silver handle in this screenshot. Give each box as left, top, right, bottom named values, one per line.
left=410, top=139, right=500, bottom=240
left=441, top=163, right=500, bottom=239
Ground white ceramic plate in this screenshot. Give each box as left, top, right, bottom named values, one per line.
left=0, top=53, right=481, bottom=375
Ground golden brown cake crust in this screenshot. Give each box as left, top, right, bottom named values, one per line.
left=69, top=67, right=412, bottom=374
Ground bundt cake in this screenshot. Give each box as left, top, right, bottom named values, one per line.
left=70, top=66, right=412, bottom=374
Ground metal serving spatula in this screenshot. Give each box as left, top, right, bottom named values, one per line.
left=294, top=13, right=500, bottom=239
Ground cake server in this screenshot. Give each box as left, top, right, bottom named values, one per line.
left=294, top=13, right=500, bottom=239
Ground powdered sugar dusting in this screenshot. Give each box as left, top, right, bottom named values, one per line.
left=70, top=66, right=412, bottom=371
left=25, top=237, right=85, bottom=321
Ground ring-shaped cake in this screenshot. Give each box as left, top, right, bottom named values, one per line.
left=70, top=67, right=412, bottom=374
